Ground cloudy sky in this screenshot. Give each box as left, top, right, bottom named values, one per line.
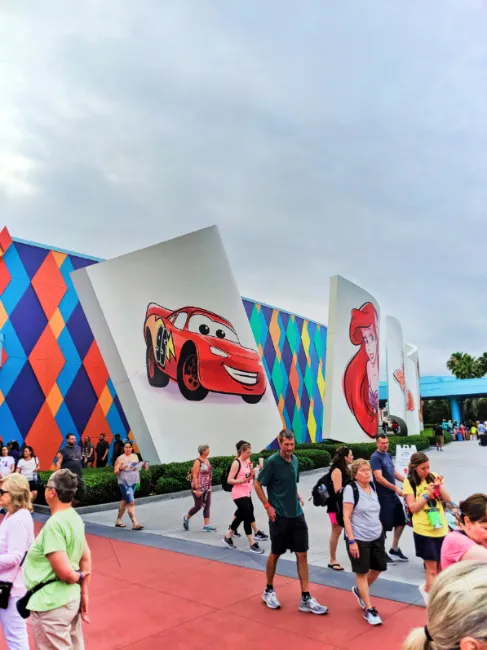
left=1, top=1, right=486, bottom=375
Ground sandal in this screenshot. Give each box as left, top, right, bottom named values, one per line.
left=327, top=563, right=344, bottom=571
left=115, top=523, right=126, bottom=528
left=132, top=525, right=144, bottom=531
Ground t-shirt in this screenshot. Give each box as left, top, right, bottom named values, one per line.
left=440, top=530, right=477, bottom=570
left=370, top=450, right=396, bottom=501
left=24, top=508, right=85, bottom=612
left=403, top=473, right=448, bottom=537
left=59, top=444, right=83, bottom=477
left=257, top=453, right=302, bottom=519
left=17, top=458, right=38, bottom=481
left=96, top=440, right=109, bottom=461
left=434, top=425, right=443, bottom=436
left=343, top=483, right=383, bottom=542
left=0, top=456, right=15, bottom=477
left=478, top=424, right=486, bottom=434
left=442, top=422, right=448, bottom=432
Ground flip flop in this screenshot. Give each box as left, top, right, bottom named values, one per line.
left=115, top=523, right=126, bottom=528
left=132, top=525, right=144, bottom=531
left=327, top=563, right=344, bottom=571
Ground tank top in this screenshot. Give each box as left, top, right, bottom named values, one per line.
left=232, top=459, right=253, bottom=499
left=118, top=455, right=140, bottom=486
left=192, top=459, right=212, bottom=492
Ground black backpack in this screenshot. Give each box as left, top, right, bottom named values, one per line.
left=310, top=472, right=332, bottom=507
left=221, top=459, right=241, bottom=492
left=335, top=480, right=376, bottom=528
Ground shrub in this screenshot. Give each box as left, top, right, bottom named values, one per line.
left=295, top=456, right=314, bottom=472
left=155, top=477, right=184, bottom=494
left=294, top=449, right=330, bottom=469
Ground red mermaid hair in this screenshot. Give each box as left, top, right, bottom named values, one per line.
left=343, top=302, right=379, bottom=438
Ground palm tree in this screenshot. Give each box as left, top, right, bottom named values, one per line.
left=446, top=352, right=478, bottom=379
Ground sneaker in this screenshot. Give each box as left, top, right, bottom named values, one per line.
left=255, top=530, right=269, bottom=541
left=249, top=543, right=264, bottom=554
left=203, top=524, right=216, bottom=532
left=233, top=531, right=242, bottom=538
left=389, top=547, right=409, bottom=562
left=364, top=607, right=382, bottom=626
left=419, top=584, right=429, bottom=605
left=182, top=516, right=189, bottom=531
left=386, top=554, right=397, bottom=565
left=262, top=589, right=281, bottom=609
left=222, top=536, right=235, bottom=549
left=352, top=586, right=365, bottom=610
left=299, top=596, right=328, bottom=615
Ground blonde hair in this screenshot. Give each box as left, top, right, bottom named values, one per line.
left=350, top=459, right=371, bottom=479
left=402, top=561, right=487, bottom=650
left=2, top=474, right=33, bottom=513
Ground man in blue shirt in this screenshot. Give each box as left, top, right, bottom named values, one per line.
left=370, top=434, right=408, bottom=564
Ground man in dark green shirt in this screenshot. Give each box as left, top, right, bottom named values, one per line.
left=255, top=428, right=328, bottom=615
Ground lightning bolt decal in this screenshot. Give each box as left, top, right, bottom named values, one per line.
left=165, top=331, right=176, bottom=362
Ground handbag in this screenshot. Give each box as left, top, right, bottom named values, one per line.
left=0, top=552, right=27, bottom=609
left=16, top=578, right=59, bottom=619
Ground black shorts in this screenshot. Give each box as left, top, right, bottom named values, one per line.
left=413, top=533, right=445, bottom=562
left=269, top=515, right=309, bottom=555
left=346, top=534, right=388, bottom=574
left=28, top=480, right=38, bottom=492
left=379, top=496, right=407, bottom=532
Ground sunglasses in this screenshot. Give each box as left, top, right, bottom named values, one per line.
left=0, top=489, right=9, bottom=496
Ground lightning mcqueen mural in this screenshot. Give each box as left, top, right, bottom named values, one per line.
left=143, top=304, right=267, bottom=403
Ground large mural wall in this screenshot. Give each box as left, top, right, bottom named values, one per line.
left=243, top=300, right=327, bottom=444
left=323, top=275, right=380, bottom=443
left=0, top=228, right=131, bottom=470
left=72, top=227, right=283, bottom=464
left=0, top=226, right=328, bottom=467
left=385, top=315, right=407, bottom=431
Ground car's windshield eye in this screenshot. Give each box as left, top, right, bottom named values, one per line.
left=215, top=329, right=226, bottom=339
left=199, top=324, right=210, bottom=335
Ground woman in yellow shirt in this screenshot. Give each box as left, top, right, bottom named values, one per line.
left=403, top=452, right=451, bottom=603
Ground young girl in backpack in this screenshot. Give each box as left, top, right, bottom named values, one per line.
left=327, top=446, right=354, bottom=571
left=343, top=459, right=387, bottom=626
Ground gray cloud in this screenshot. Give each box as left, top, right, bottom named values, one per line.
left=1, top=0, right=487, bottom=374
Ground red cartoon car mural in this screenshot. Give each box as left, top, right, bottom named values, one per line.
left=143, top=304, right=266, bottom=403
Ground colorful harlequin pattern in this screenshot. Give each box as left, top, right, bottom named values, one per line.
left=243, top=300, right=327, bottom=444
left=0, top=229, right=131, bottom=469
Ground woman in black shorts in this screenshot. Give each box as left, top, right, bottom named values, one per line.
left=343, top=459, right=387, bottom=626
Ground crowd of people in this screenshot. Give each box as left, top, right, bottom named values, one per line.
left=0, top=425, right=486, bottom=648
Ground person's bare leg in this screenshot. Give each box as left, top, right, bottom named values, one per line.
left=116, top=500, right=127, bottom=525
left=391, top=526, right=405, bottom=551
left=329, top=524, right=343, bottom=565
left=127, top=502, right=140, bottom=528
left=367, top=569, right=381, bottom=586
left=296, top=552, right=309, bottom=592
left=424, top=560, right=439, bottom=592
left=266, top=553, right=280, bottom=588
left=31, top=491, right=37, bottom=503
left=356, top=573, right=373, bottom=609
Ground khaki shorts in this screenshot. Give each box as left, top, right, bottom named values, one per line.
left=31, top=597, right=83, bottom=650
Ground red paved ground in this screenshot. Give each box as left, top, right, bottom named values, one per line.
left=1, top=528, right=426, bottom=649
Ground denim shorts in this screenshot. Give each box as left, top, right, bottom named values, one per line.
left=119, top=483, right=136, bottom=503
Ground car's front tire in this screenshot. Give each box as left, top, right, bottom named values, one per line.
left=242, top=393, right=264, bottom=404
left=177, top=350, right=208, bottom=401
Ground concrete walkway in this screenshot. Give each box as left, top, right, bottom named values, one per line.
left=82, top=440, right=484, bottom=594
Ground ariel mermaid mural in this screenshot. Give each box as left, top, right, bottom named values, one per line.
left=343, top=302, right=379, bottom=438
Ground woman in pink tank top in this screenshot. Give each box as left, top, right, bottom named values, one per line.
left=222, top=442, right=266, bottom=554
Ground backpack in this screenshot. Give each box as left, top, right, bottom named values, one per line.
left=310, top=471, right=332, bottom=507
left=186, top=458, right=202, bottom=484
left=404, top=481, right=416, bottom=527
left=221, top=459, right=241, bottom=492
left=335, top=480, right=376, bottom=528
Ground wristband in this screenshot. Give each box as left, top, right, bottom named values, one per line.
left=78, top=571, right=84, bottom=583
left=423, top=494, right=429, bottom=500
left=347, top=539, right=356, bottom=545
left=264, top=503, right=271, bottom=510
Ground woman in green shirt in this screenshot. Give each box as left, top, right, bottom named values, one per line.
left=23, top=469, right=92, bottom=650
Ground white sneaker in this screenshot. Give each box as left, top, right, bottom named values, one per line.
left=262, top=589, right=281, bottom=609
left=419, top=584, right=429, bottom=605
left=299, top=596, right=328, bottom=615
left=364, top=607, right=382, bottom=626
